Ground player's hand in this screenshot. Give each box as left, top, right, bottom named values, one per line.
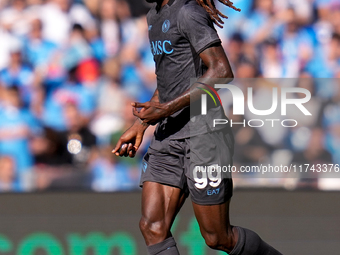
left=132, top=101, right=170, bottom=125
left=112, top=121, right=147, bottom=158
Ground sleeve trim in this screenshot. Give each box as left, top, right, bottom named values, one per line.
left=196, top=39, right=222, bottom=55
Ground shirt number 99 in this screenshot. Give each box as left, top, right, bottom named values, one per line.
left=193, top=164, right=222, bottom=189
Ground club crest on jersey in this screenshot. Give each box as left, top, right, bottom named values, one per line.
left=162, top=20, right=170, bottom=33
left=142, top=161, right=148, bottom=173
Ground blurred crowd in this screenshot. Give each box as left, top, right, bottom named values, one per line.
left=0, top=0, right=339, bottom=192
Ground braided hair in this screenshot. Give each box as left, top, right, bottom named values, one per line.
left=196, top=0, right=241, bottom=28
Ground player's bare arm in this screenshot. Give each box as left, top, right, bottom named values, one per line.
left=132, top=45, right=233, bottom=124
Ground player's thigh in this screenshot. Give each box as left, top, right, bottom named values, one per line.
left=140, top=141, right=188, bottom=228
left=140, top=181, right=187, bottom=243
left=192, top=200, right=237, bottom=250
left=141, top=181, right=186, bottom=223
left=192, top=199, right=231, bottom=235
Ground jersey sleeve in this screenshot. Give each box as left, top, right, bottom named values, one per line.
left=177, top=4, right=221, bottom=54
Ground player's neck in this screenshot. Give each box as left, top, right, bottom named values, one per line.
left=156, top=0, right=170, bottom=12
left=161, top=0, right=170, bottom=7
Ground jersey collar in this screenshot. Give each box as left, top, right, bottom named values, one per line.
left=167, top=0, right=175, bottom=6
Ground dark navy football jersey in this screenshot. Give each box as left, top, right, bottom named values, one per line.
left=147, top=0, right=220, bottom=103
left=147, top=0, right=225, bottom=139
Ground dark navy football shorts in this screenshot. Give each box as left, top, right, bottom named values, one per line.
left=140, top=127, right=234, bottom=205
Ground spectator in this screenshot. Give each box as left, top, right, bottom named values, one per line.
left=291, top=128, right=333, bottom=188
left=306, top=33, right=340, bottom=79
left=278, top=7, right=314, bottom=77
left=61, top=102, right=96, bottom=166
left=90, top=146, right=138, bottom=192
left=230, top=110, right=271, bottom=166
left=23, top=18, right=58, bottom=70
left=224, top=33, right=246, bottom=72
left=0, top=42, right=34, bottom=106
left=274, top=0, right=313, bottom=26
left=91, top=58, right=128, bottom=144
left=63, top=23, right=93, bottom=70
left=241, top=0, right=278, bottom=43
left=260, top=38, right=284, bottom=78
left=0, top=25, right=16, bottom=70
left=85, top=22, right=106, bottom=62
left=30, top=127, right=71, bottom=166
left=40, top=0, right=93, bottom=46
left=99, top=0, right=120, bottom=57
left=42, top=66, right=96, bottom=131
left=0, top=156, right=19, bottom=192
left=0, top=86, right=41, bottom=178
left=0, top=0, right=29, bottom=36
